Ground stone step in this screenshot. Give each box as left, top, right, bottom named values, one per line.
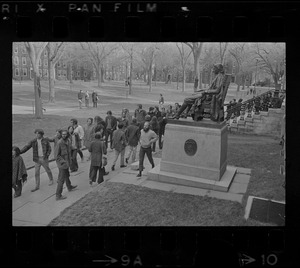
left=148, top=164, right=237, bottom=192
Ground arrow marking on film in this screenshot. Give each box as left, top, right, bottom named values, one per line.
left=240, top=253, right=256, bottom=265
left=93, top=255, right=118, bottom=266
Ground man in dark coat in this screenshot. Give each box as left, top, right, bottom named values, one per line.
left=134, top=104, right=147, bottom=130
left=105, top=111, right=118, bottom=150
left=88, top=132, right=107, bottom=185
left=92, top=90, right=98, bottom=108
left=125, top=118, right=140, bottom=164
left=20, top=129, right=54, bottom=192
left=158, top=112, right=167, bottom=150
left=111, top=123, right=127, bottom=171
left=54, top=130, right=77, bottom=201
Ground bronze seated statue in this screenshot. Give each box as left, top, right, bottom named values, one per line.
left=170, top=63, right=231, bottom=123
left=190, top=74, right=232, bottom=122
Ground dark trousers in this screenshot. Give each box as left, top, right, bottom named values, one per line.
left=158, top=130, right=164, bottom=149
left=89, top=165, right=104, bottom=184
left=105, top=129, right=114, bottom=149
left=13, top=179, right=22, bottom=197
left=77, top=148, right=83, bottom=159
left=70, top=149, right=78, bottom=172
left=139, top=146, right=155, bottom=173
left=56, top=168, right=72, bottom=197
left=93, top=101, right=97, bottom=108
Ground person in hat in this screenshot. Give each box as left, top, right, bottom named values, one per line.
left=171, top=63, right=225, bottom=119
left=20, top=129, right=54, bottom=192
left=12, top=146, right=27, bottom=198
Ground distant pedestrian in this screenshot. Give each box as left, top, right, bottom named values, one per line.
left=12, top=146, right=27, bottom=198
left=83, top=118, right=94, bottom=161
left=166, top=105, right=174, bottom=118
left=54, top=129, right=77, bottom=201
left=85, top=90, right=90, bottom=108
left=88, top=133, right=107, bottom=185
left=137, top=121, right=157, bottom=177
left=111, top=123, right=127, bottom=171
left=125, top=118, right=140, bottom=164
left=78, top=90, right=83, bottom=109
left=20, top=129, right=54, bottom=192
left=71, top=118, right=85, bottom=162
left=149, top=116, right=160, bottom=152
left=159, top=93, right=164, bottom=108
left=92, top=90, right=98, bottom=108
left=134, top=104, right=147, bottom=130
left=105, top=111, right=117, bottom=150
left=68, top=126, right=80, bottom=173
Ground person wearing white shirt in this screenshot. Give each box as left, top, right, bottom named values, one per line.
left=70, top=118, right=85, bottom=162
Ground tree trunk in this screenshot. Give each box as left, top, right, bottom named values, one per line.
left=128, top=52, right=133, bottom=95
left=199, top=70, right=202, bottom=89
left=48, top=62, right=55, bottom=102
left=97, top=67, right=101, bottom=87
left=101, top=67, right=105, bottom=83
left=182, top=69, right=186, bottom=92
left=69, top=62, right=73, bottom=84
left=176, top=69, right=179, bottom=90
left=33, top=71, right=43, bottom=119
left=148, top=67, right=152, bottom=92
left=193, top=57, right=199, bottom=92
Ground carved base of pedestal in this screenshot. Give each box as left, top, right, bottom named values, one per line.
left=148, top=162, right=237, bottom=192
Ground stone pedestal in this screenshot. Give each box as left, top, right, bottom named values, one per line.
left=148, top=119, right=237, bottom=192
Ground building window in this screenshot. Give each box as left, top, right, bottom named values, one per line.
left=22, top=47, right=26, bottom=54
left=14, top=46, right=18, bottom=54
left=57, top=61, right=61, bottom=67
left=84, top=71, right=87, bottom=77
left=43, top=69, right=48, bottom=77
left=22, top=68, right=27, bottom=77
left=44, top=50, right=47, bottom=57
left=15, top=68, right=19, bottom=76
left=63, top=61, right=67, bottom=68
left=22, top=57, right=27, bottom=65
left=14, top=56, right=19, bottom=65
left=44, top=59, right=48, bottom=67
left=57, top=70, right=61, bottom=77
left=77, top=71, right=80, bottom=77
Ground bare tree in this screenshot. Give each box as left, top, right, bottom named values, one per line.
left=176, top=43, right=192, bottom=92
left=253, top=43, right=285, bottom=91
left=46, top=42, right=65, bottom=102
left=184, top=42, right=204, bottom=92
left=81, top=42, right=118, bottom=87
left=121, top=43, right=135, bottom=95
left=24, top=42, right=48, bottom=119
left=229, top=43, right=254, bottom=91
left=219, top=42, right=229, bottom=64
left=138, top=44, right=160, bottom=92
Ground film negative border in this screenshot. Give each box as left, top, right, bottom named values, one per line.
left=2, top=0, right=300, bottom=268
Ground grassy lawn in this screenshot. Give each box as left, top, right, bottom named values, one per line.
left=48, top=133, right=284, bottom=226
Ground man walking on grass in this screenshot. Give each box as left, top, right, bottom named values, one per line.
left=78, top=90, right=83, bottom=109
left=137, top=121, right=157, bottom=177
left=55, top=130, right=77, bottom=201
left=20, top=129, right=54, bottom=192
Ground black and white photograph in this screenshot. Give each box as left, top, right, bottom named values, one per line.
left=12, top=42, right=285, bottom=226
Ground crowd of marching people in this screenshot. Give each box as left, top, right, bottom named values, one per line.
left=12, top=95, right=186, bottom=201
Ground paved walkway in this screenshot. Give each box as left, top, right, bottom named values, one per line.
left=13, top=143, right=251, bottom=226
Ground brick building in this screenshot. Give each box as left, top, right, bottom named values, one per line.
left=12, top=43, right=95, bottom=82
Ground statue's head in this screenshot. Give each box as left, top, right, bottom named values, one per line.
left=213, top=63, right=224, bottom=74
